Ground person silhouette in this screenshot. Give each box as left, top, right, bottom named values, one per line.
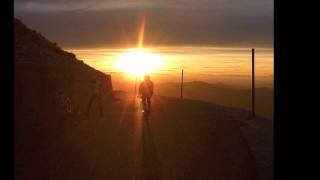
left=138, top=75, right=154, bottom=115
left=85, top=75, right=103, bottom=118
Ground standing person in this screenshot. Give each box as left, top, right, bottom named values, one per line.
left=86, top=75, right=103, bottom=118
left=138, top=75, right=154, bottom=115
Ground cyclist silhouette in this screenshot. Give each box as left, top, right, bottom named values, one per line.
left=138, top=75, right=154, bottom=115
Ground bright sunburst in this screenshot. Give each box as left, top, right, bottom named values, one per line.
left=116, top=48, right=162, bottom=76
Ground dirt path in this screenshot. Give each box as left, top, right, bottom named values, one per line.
left=15, top=93, right=257, bottom=180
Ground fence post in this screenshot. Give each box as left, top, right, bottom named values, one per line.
left=252, top=48, right=255, bottom=117
left=180, top=69, right=184, bottom=99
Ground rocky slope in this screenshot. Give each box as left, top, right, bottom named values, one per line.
left=14, top=18, right=112, bottom=92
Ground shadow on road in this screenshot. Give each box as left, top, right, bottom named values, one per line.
left=142, top=116, right=163, bottom=180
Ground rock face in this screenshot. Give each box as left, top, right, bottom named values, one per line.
left=14, top=18, right=112, bottom=92
left=15, top=18, right=75, bottom=64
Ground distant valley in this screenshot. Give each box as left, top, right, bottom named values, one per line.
left=155, top=81, right=273, bottom=119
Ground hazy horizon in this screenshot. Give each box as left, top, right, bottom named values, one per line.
left=67, top=46, right=273, bottom=91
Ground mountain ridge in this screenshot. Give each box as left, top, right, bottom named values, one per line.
left=155, top=81, right=273, bottom=119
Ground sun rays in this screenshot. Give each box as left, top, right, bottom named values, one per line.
left=115, top=48, right=162, bottom=76
left=115, top=16, right=162, bottom=77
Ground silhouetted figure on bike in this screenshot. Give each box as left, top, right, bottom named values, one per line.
left=86, top=75, right=103, bottom=117
left=138, top=75, right=154, bottom=115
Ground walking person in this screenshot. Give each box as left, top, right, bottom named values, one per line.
left=86, top=75, right=103, bottom=118
left=138, top=75, right=154, bottom=115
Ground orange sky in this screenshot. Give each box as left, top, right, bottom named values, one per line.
left=67, top=46, right=273, bottom=90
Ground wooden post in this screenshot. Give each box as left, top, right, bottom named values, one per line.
left=252, top=48, right=255, bottom=117
left=180, top=69, right=184, bottom=99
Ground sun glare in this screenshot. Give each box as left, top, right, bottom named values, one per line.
left=116, top=48, right=162, bottom=76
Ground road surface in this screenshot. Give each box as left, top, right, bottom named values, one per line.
left=15, top=92, right=256, bottom=180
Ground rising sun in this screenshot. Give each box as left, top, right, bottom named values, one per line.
left=116, top=48, right=162, bottom=76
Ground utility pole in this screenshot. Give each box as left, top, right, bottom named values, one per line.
left=180, top=69, right=184, bottom=99
left=134, top=76, right=137, bottom=100
left=252, top=48, right=255, bottom=117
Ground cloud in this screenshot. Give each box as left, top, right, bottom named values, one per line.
left=14, top=0, right=161, bottom=12
left=14, top=0, right=273, bottom=48
left=14, top=0, right=273, bottom=13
